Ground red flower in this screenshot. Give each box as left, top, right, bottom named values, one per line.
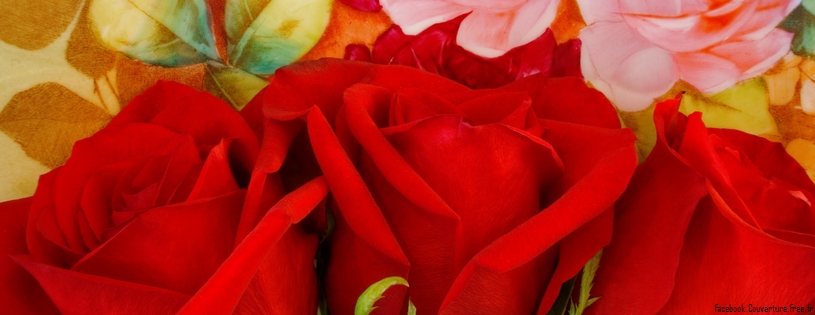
left=260, top=59, right=637, bottom=314
left=588, top=99, right=815, bottom=314
left=346, top=16, right=581, bottom=89
left=0, top=82, right=326, bottom=314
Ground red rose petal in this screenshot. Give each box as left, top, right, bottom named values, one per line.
left=438, top=121, right=637, bottom=314
left=186, top=140, right=240, bottom=201
left=308, top=107, right=411, bottom=315
left=16, top=256, right=190, bottom=315
left=71, top=190, right=245, bottom=295
left=658, top=189, right=815, bottom=314
left=79, top=163, right=130, bottom=241
left=27, top=170, right=74, bottom=267
left=389, top=86, right=463, bottom=126
left=344, top=94, right=465, bottom=311
left=232, top=225, right=319, bottom=315
left=502, top=77, right=621, bottom=129
left=0, top=198, right=60, bottom=314
left=364, top=64, right=469, bottom=95
left=235, top=119, right=302, bottom=243
left=531, top=120, right=640, bottom=312
left=456, top=91, right=534, bottom=128
left=384, top=116, right=563, bottom=259
left=587, top=115, right=709, bottom=314
left=177, top=176, right=328, bottom=315
left=52, top=125, right=184, bottom=254
left=339, top=0, right=381, bottom=12
left=265, top=60, right=376, bottom=122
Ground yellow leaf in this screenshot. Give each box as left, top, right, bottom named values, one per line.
left=203, top=64, right=268, bottom=111
left=0, top=83, right=112, bottom=168
left=226, top=0, right=333, bottom=74
left=89, top=0, right=219, bottom=66
left=679, top=78, right=778, bottom=137
left=114, top=56, right=206, bottom=105
left=0, top=131, right=50, bottom=202
left=66, top=2, right=117, bottom=78
left=0, top=0, right=82, bottom=50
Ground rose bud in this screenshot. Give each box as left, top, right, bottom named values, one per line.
left=587, top=99, right=815, bottom=314
left=260, top=59, right=638, bottom=314
left=0, top=82, right=327, bottom=314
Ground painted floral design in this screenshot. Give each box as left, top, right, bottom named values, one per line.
left=379, top=0, right=561, bottom=58
left=579, top=0, right=801, bottom=111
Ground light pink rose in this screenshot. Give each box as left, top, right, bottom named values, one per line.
left=380, top=0, right=561, bottom=58
left=579, top=0, right=800, bottom=111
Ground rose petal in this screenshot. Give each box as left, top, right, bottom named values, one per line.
left=620, top=1, right=757, bottom=53
left=0, top=198, right=60, bottom=314
left=456, top=0, right=559, bottom=57
left=672, top=51, right=741, bottom=93
left=658, top=189, right=815, bottom=314
left=307, top=107, right=411, bottom=315
left=52, top=125, right=188, bottom=254
left=579, top=21, right=678, bottom=111
left=71, top=191, right=245, bottom=295
left=501, top=76, right=621, bottom=129
left=15, top=256, right=190, bottom=315
left=708, top=29, right=793, bottom=86
left=390, top=87, right=464, bottom=126
left=186, top=140, right=240, bottom=201
left=380, top=0, right=470, bottom=35
left=438, top=120, right=637, bottom=314
left=339, top=0, right=382, bottom=12
left=177, top=177, right=328, bottom=315
left=575, top=0, right=623, bottom=24
left=344, top=90, right=466, bottom=311
left=588, top=101, right=710, bottom=315
left=265, top=60, right=377, bottom=122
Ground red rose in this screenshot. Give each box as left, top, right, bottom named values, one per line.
left=260, top=59, right=638, bottom=314
left=588, top=100, right=815, bottom=314
left=0, top=82, right=327, bottom=314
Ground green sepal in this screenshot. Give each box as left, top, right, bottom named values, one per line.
left=355, top=276, right=410, bottom=315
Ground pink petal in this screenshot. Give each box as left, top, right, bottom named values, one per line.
left=456, top=0, right=559, bottom=57
left=447, top=0, right=526, bottom=11
left=617, top=0, right=708, bottom=16
left=380, top=0, right=471, bottom=35
left=621, top=1, right=759, bottom=53
left=673, top=52, right=740, bottom=93
left=580, top=21, right=678, bottom=111
left=734, top=0, right=799, bottom=40
left=575, top=0, right=623, bottom=24
left=711, top=29, right=794, bottom=85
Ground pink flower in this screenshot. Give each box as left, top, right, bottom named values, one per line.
left=579, top=0, right=800, bottom=111
left=380, top=0, right=561, bottom=58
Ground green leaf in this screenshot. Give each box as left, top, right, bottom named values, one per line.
left=225, top=0, right=333, bottom=75
left=203, top=64, right=268, bottom=110
left=679, top=78, right=778, bottom=136
left=570, top=250, right=603, bottom=315
left=803, top=0, right=815, bottom=14
left=355, top=276, right=409, bottom=315
left=89, top=0, right=219, bottom=67
left=781, top=4, right=815, bottom=58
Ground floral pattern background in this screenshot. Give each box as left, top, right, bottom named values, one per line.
left=3, top=0, right=815, bottom=202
